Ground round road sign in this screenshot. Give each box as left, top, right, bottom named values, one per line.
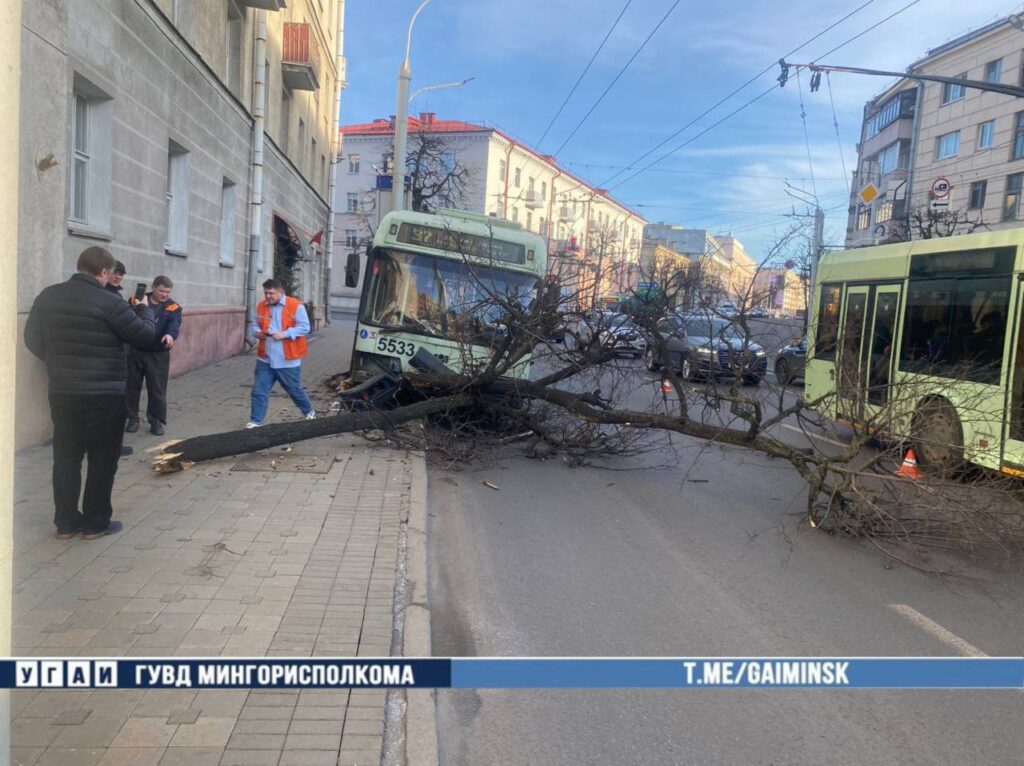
left=931, top=177, right=951, bottom=199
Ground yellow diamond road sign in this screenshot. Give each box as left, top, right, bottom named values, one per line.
left=859, top=183, right=880, bottom=204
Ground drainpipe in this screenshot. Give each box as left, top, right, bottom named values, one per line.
left=502, top=140, right=513, bottom=218
left=547, top=166, right=561, bottom=276
left=902, top=80, right=922, bottom=239
left=323, top=0, right=346, bottom=324
left=245, top=10, right=268, bottom=339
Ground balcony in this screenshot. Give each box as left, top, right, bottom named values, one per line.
left=282, top=23, right=321, bottom=92
left=525, top=190, right=544, bottom=209
left=238, top=0, right=287, bottom=9
left=558, top=206, right=575, bottom=223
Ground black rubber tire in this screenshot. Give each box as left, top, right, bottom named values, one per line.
left=644, top=346, right=661, bottom=372
left=681, top=355, right=699, bottom=382
left=775, top=357, right=791, bottom=385
left=910, top=398, right=965, bottom=476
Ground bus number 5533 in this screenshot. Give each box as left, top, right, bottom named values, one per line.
left=377, top=337, right=416, bottom=356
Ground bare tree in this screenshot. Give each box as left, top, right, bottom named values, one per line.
left=405, top=130, right=473, bottom=213
left=897, top=206, right=989, bottom=240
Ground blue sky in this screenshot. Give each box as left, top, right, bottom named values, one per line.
left=341, top=0, right=1017, bottom=259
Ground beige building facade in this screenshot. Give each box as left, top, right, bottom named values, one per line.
left=17, top=0, right=346, bottom=447
left=330, top=115, right=646, bottom=311
left=848, top=16, right=1024, bottom=246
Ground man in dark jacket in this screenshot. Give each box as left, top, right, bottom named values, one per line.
left=24, top=246, right=156, bottom=540
left=105, top=260, right=126, bottom=296
left=126, top=275, right=182, bottom=436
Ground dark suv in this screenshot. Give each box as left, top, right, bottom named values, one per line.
left=644, top=313, right=768, bottom=385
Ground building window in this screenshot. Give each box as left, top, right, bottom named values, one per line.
left=1004, top=174, right=1023, bottom=220
left=1014, top=112, right=1024, bottom=159
left=347, top=193, right=358, bottom=213
left=297, top=118, right=305, bottom=169
left=320, top=155, right=326, bottom=191
left=70, top=93, right=90, bottom=223
left=540, top=217, right=547, bottom=237
left=875, top=197, right=893, bottom=223
left=979, top=120, right=995, bottom=150
left=280, top=89, right=291, bottom=150
left=345, top=229, right=357, bottom=247
left=225, top=0, right=243, bottom=94
left=348, top=153, right=360, bottom=173
left=541, top=181, right=547, bottom=200
left=165, top=140, right=190, bottom=254
left=528, top=177, right=535, bottom=192
left=935, top=131, right=960, bottom=160
left=498, top=159, right=506, bottom=181
left=514, top=167, right=521, bottom=188
left=970, top=180, right=988, bottom=209
left=941, top=74, right=967, bottom=104
left=877, top=142, right=901, bottom=175
left=511, top=207, right=519, bottom=223
left=985, top=59, right=1003, bottom=84
left=311, top=138, right=317, bottom=178
left=526, top=211, right=533, bottom=230
left=857, top=206, right=870, bottom=230
left=68, top=78, right=113, bottom=234
left=219, top=178, right=237, bottom=267
left=440, top=152, right=455, bottom=173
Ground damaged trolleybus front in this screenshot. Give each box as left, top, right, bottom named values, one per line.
left=341, top=209, right=548, bottom=397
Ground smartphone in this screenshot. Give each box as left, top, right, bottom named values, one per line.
left=134, top=283, right=147, bottom=301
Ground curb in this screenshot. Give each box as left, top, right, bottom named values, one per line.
left=393, top=451, right=439, bottom=766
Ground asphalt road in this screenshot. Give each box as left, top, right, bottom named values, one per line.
left=428, top=334, right=1024, bottom=765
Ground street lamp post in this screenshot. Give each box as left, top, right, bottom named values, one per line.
left=392, top=0, right=434, bottom=214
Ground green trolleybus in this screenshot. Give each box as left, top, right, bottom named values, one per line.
left=344, top=208, right=548, bottom=384
left=805, top=228, right=1024, bottom=476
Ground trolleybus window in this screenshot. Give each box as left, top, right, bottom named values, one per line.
left=362, top=248, right=538, bottom=342
left=815, top=285, right=841, bottom=360
left=899, top=276, right=1010, bottom=384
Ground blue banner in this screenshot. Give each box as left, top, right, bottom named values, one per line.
left=4, top=658, right=1022, bottom=690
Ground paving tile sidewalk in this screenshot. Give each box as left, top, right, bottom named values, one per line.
left=11, top=321, right=417, bottom=766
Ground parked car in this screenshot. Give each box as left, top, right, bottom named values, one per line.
left=562, top=310, right=616, bottom=348
left=644, top=313, right=767, bottom=384
left=774, top=336, right=807, bottom=385
left=715, top=302, right=739, bottom=319
left=749, top=306, right=770, bottom=319
left=598, top=314, right=644, bottom=358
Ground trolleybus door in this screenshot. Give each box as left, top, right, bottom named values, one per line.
left=1002, top=278, right=1024, bottom=474
left=836, top=286, right=869, bottom=421
left=862, top=285, right=901, bottom=421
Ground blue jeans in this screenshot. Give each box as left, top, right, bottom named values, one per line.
left=250, top=360, right=314, bottom=424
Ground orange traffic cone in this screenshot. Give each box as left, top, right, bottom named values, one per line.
left=896, top=448, right=922, bottom=480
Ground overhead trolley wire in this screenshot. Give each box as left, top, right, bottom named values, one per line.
left=535, top=0, right=635, bottom=150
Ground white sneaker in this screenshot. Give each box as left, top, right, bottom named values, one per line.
left=246, top=421, right=261, bottom=429
left=305, top=411, right=317, bottom=420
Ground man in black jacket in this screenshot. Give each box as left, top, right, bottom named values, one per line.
left=24, top=246, right=156, bottom=540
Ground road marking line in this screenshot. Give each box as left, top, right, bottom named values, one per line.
left=889, top=604, right=988, bottom=657
left=779, top=423, right=849, bottom=449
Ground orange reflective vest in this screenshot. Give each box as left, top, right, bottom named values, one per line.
left=257, top=296, right=309, bottom=361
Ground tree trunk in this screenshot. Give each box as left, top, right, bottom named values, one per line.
left=154, top=393, right=471, bottom=472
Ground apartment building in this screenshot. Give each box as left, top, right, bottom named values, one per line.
left=847, top=16, right=1024, bottom=246
left=330, top=114, right=646, bottom=311
left=16, top=0, right=346, bottom=446
left=642, top=223, right=756, bottom=304
left=752, top=269, right=807, bottom=318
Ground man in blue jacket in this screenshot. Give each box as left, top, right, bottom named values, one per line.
left=126, top=275, right=182, bottom=436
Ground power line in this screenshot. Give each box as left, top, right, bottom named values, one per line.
left=825, top=72, right=849, bottom=183
left=535, top=0, right=635, bottom=150
left=566, top=161, right=852, bottom=181
left=593, top=0, right=880, bottom=190
left=552, top=0, right=683, bottom=156
left=606, top=0, right=927, bottom=191
left=795, top=68, right=818, bottom=199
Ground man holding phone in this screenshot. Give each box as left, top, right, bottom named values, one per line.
left=126, top=275, right=182, bottom=435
